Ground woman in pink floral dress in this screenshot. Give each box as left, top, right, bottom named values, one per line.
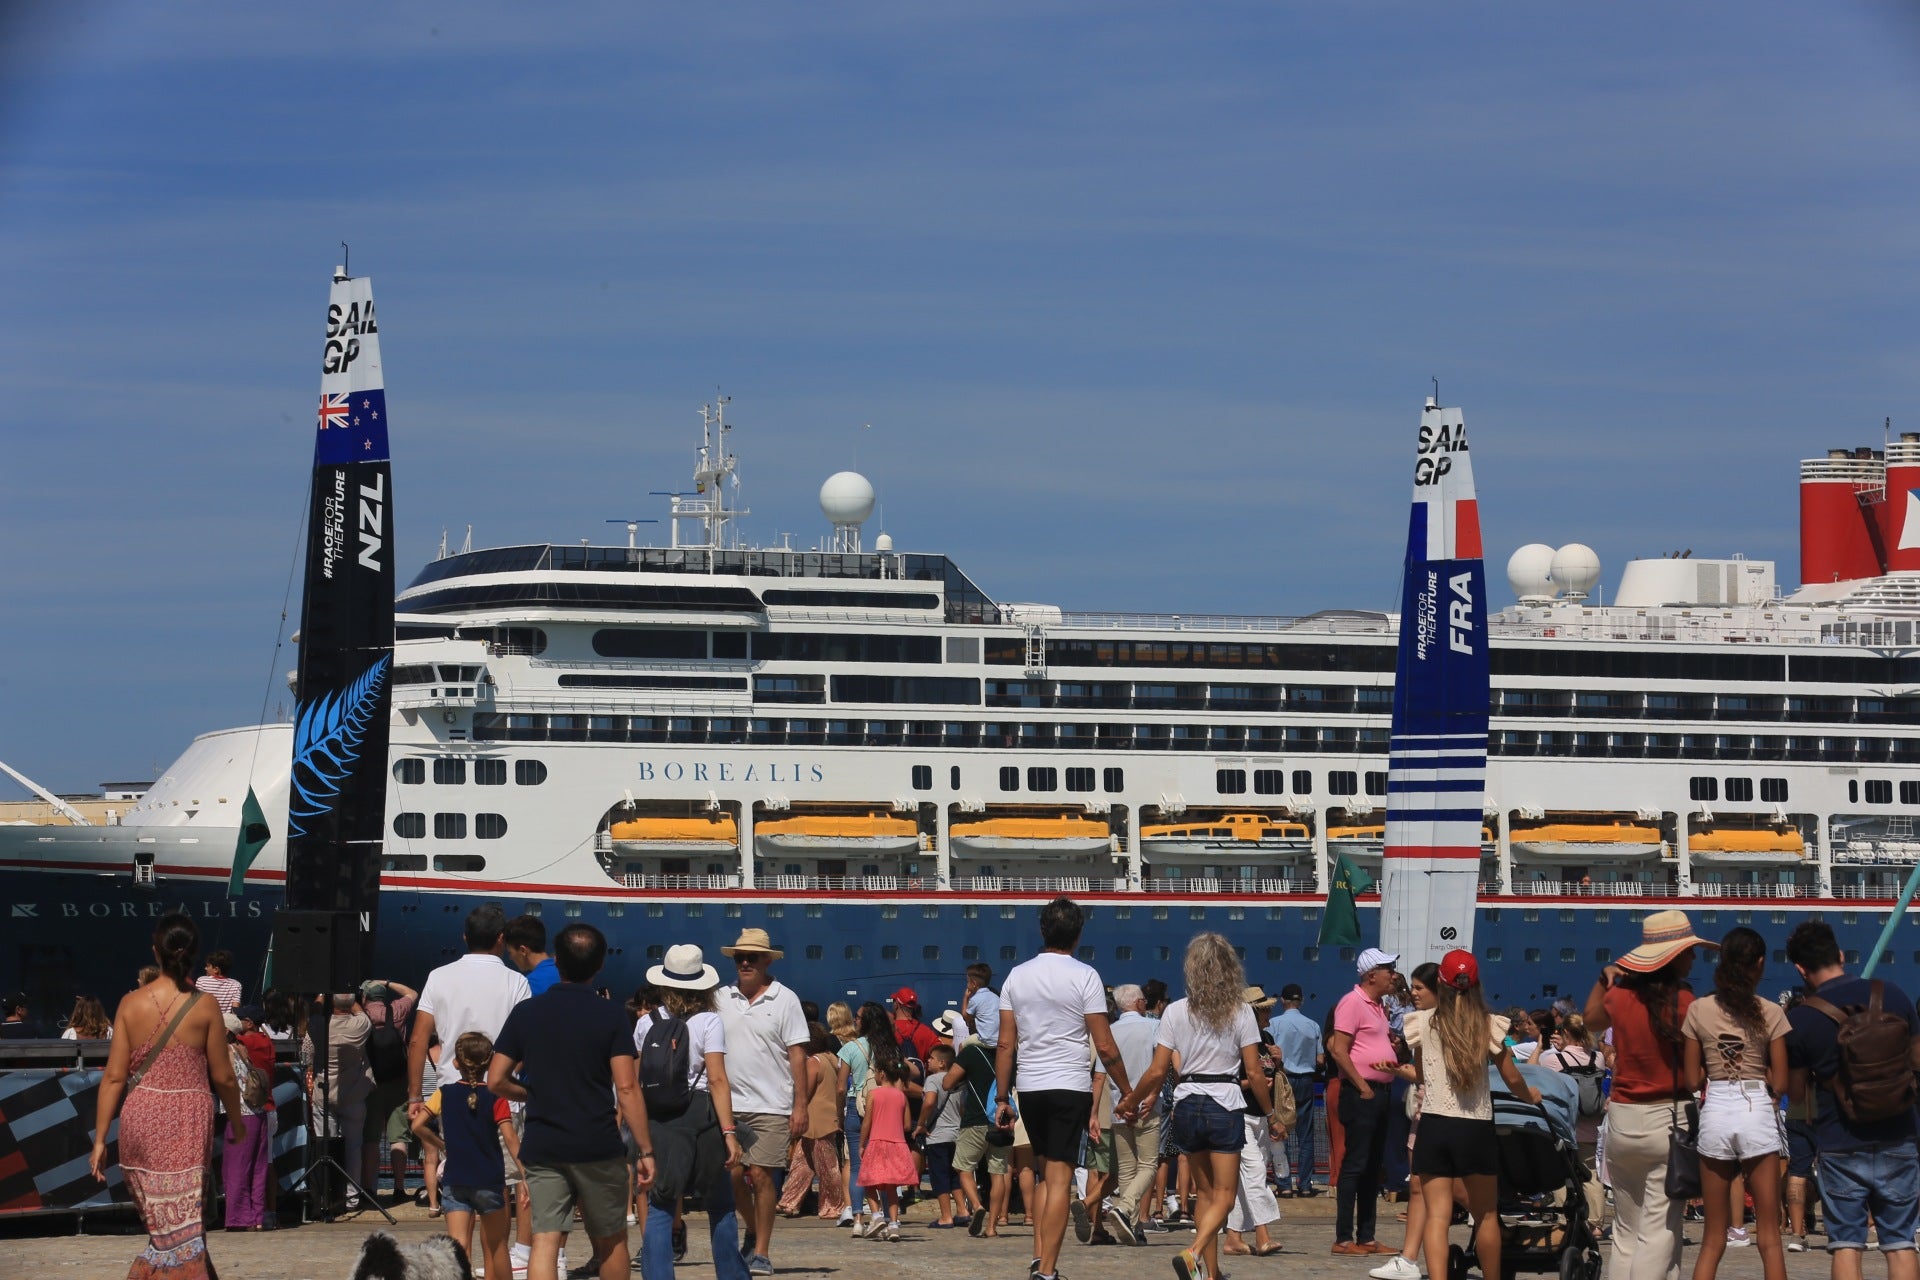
left=91, top=913, right=245, bottom=1279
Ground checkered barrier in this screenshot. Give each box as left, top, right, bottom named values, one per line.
left=0, top=1064, right=310, bottom=1219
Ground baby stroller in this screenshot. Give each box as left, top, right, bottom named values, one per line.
left=1445, top=1065, right=1603, bottom=1280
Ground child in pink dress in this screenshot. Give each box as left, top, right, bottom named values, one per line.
left=856, top=1058, right=917, bottom=1241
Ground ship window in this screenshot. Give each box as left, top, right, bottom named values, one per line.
left=472, top=759, right=506, bottom=786
left=1596, top=949, right=1611, bottom=962
left=1217, top=769, right=1246, bottom=795
left=515, top=760, right=547, bottom=786
left=1189, top=907, right=1206, bottom=920
left=383, top=854, right=427, bottom=871
left=1266, top=947, right=1284, bottom=961
left=1525, top=949, right=1542, bottom=964
left=433, top=813, right=467, bottom=839
left=1253, top=769, right=1284, bottom=795
left=475, top=814, right=508, bottom=840
left=1000, top=946, right=1018, bottom=961
left=432, top=854, right=485, bottom=872
left=1560, top=948, right=1577, bottom=963
left=1761, top=778, right=1789, bottom=802
left=393, top=813, right=426, bottom=839
left=805, top=945, right=823, bottom=960
left=685, top=904, right=704, bottom=917
left=1103, top=767, right=1125, bottom=793
left=961, top=905, right=979, bottom=919
left=1328, top=771, right=1358, bottom=796
left=1116, top=946, right=1132, bottom=961
left=394, top=759, right=426, bottom=785
left=806, top=905, right=823, bottom=918
left=1868, top=779, right=1894, bottom=804
left=880, top=906, right=898, bottom=920
left=1364, top=770, right=1387, bottom=796
left=1077, top=946, right=1095, bottom=961
left=951, top=766, right=962, bottom=791
left=999, top=767, right=1020, bottom=792
left=592, top=628, right=707, bottom=661
left=912, top=765, right=933, bottom=791
left=1904, top=781, right=1920, bottom=805
left=433, top=759, right=467, bottom=786
left=1293, top=770, right=1313, bottom=795
left=924, top=946, right=940, bottom=960
left=1724, top=778, right=1753, bottom=802
left=646, top=904, right=664, bottom=917
left=1850, top=780, right=1859, bottom=803
left=1153, top=907, right=1169, bottom=920
left=394, top=664, right=436, bottom=686
left=1689, top=777, right=1717, bottom=802
left=845, top=945, right=863, bottom=960
left=712, top=631, right=747, bottom=660
left=881, top=946, right=900, bottom=960
left=1066, top=767, right=1095, bottom=792
left=963, top=945, right=981, bottom=960
left=1157, top=945, right=1172, bottom=961
left=1028, top=767, right=1058, bottom=792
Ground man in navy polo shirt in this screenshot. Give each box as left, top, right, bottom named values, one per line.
left=491, top=924, right=655, bottom=1280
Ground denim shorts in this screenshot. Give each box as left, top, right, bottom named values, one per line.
left=1818, top=1141, right=1920, bottom=1252
left=1169, top=1095, right=1245, bottom=1155
left=441, top=1183, right=506, bottom=1216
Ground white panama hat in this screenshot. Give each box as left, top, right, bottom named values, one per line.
left=647, top=943, right=719, bottom=991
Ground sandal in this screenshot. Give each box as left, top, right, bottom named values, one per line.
left=1251, top=1244, right=1284, bottom=1257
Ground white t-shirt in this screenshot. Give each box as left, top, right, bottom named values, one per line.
left=717, top=980, right=808, bottom=1113
left=1157, top=999, right=1260, bottom=1111
left=1000, top=951, right=1107, bottom=1093
left=418, top=952, right=532, bottom=1088
left=631, top=1008, right=728, bottom=1093
left=968, top=988, right=1002, bottom=1047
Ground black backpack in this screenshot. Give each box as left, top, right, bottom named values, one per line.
left=1558, top=1047, right=1606, bottom=1119
left=638, top=1008, right=693, bottom=1118
left=367, top=1002, right=409, bottom=1085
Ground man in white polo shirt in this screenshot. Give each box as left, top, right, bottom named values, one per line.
left=717, top=928, right=808, bottom=1278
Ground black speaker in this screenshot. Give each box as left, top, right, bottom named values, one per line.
left=271, top=909, right=365, bottom=994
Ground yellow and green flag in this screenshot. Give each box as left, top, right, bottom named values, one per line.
left=1318, top=854, right=1374, bottom=947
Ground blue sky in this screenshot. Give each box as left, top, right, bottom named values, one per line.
left=4, top=2, right=1919, bottom=791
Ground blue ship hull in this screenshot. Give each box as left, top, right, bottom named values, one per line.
left=3, top=869, right=1907, bottom=1027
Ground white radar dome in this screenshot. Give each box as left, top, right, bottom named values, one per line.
left=1506, top=544, right=1557, bottom=605
left=819, top=471, right=876, bottom=526
left=1550, top=543, right=1602, bottom=601
left=874, top=532, right=894, bottom=552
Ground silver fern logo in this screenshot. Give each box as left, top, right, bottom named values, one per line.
left=288, top=655, right=390, bottom=838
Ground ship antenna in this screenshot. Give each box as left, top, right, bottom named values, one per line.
left=1431, top=375, right=1440, bottom=405
left=340, top=241, right=350, bottom=279
left=606, top=517, right=659, bottom=550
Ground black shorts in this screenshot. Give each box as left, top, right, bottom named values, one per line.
left=1018, top=1089, right=1093, bottom=1165
left=1409, top=1113, right=1497, bottom=1180
left=925, top=1141, right=958, bottom=1194
left=1785, top=1119, right=1816, bottom=1180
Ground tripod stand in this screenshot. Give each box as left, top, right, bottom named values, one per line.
left=283, top=996, right=395, bottom=1225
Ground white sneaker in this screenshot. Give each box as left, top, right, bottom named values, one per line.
left=1371, top=1255, right=1423, bottom=1280
left=511, top=1244, right=532, bottom=1263
left=1727, top=1229, right=1751, bottom=1248
left=1787, top=1237, right=1807, bottom=1254
left=837, top=1207, right=855, bottom=1227
left=883, top=1221, right=901, bottom=1242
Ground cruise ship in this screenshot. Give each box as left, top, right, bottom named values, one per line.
left=8, top=410, right=1920, bottom=1018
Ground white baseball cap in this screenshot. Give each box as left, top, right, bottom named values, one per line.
left=1355, top=947, right=1400, bottom=975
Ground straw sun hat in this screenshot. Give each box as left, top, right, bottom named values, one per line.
left=719, top=927, right=785, bottom=960
left=1615, top=909, right=1718, bottom=974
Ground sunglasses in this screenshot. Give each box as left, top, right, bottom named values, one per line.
left=732, top=952, right=768, bottom=965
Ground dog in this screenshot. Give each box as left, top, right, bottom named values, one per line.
left=348, top=1231, right=472, bottom=1280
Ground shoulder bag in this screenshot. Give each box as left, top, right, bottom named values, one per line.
left=1662, top=1000, right=1702, bottom=1199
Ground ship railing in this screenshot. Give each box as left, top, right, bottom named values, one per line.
left=1051, top=612, right=1331, bottom=634
left=1135, top=877, right=1317, bottom=895
left=1506, top=880, right=1672, bottom=898
left=951, top=876, right=1113, bottom=894
left=617, top=874, right=745, bottom=890
left=1689, top=882, right=1821, bottom=899
left=1829, top=883, right=1904, bottom=900
left=1832, top=847, right=1920, bottom=865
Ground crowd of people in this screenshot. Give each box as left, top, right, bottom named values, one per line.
left=57, top=898, right=1920, bottom=1280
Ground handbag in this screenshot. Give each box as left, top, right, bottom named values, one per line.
left=1661, top=1007, right=1702, bottom=1199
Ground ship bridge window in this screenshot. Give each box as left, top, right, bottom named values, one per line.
left=514, top=760, right=547, bottom=786
left=473, top=759, right=507, bottom=785
left=433, top=759, right=466, bottom=786
left=394, top=665, right=436, bottom=686
left=1364, top=771, right=1387, bottom=796
left=592, top=629, right=708, bottom=661
left=393, top=813, right=426, bottom=839
left=561, top=674, right=749, bottom=691
left=761, top=588, right=940, bottom=610
left=1328, top=771, right=1358, bottom=797
left=464, top=625, right=546, bottom=655
left=406, top=581, right=763, bottom=614
left=1103, top=767, right=1125, bottom=793
left=1217, top=769, right=1247, bottom=795
left=1867, top=779, right=1894, bottom=804
left=834, top=675, right=980, bottom=705
left=394, top=759, right=426, bottom=785
left=1689, top=777, right=1717, bottom=802
left=1724, top=778, right=1753, bottom=802
left=433, top=813, right=467, bottom=839
left=1066, top=767, right=1095, bottom=793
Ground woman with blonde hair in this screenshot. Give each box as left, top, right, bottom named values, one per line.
left=1541, top=1011, right=1608, bottom=1234
left=826, top=1002, right=856, bottom=1045
left=1118, top=933, right=1285, bottom=1280
left=1407, top=951, right=1538, bottom=1280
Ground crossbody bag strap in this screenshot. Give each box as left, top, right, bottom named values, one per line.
left=128, top=991, right=200, bottom=1092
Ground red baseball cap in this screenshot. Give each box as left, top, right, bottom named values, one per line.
left=1439, top=950, right=1480, bottom=989
left=890, top=987, right=918, bottom=1006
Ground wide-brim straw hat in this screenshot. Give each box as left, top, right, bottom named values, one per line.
left=1243, top=984, right=1277, bottom=1009
left=647, top=943, right=719, bottom=991
left=1616, top=910, right=1718, bottom=973
left=719, top=927, right=785, bottom=960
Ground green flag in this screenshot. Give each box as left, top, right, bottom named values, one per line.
left=227, top=786, right=271, bottom=897
left=1318, top=854, right=1375, bottom=947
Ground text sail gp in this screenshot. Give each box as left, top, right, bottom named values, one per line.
left=282, top=265, right=395, bottom=972
left=1378, top=397, right=1490, bottom=966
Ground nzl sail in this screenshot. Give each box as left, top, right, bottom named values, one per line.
left=1377, top=397, right=1489, bottom=966
left=283, top=265, right=395, bottom=967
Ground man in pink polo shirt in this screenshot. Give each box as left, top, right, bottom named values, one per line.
left=1327, top=947, right=1400, bottom=1255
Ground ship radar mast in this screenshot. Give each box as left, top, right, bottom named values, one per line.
left=670, top=394, right=751, bottom=550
